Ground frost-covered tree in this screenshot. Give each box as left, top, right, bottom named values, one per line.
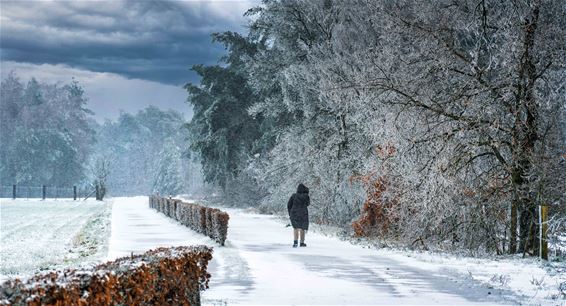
left=152, top=140, right=184, bottom=196
left=342, top=0, right=566, bottom=254
left=92, top=106, right=197, bottom=196
left=93, top=156, right=110, bottom=201
left=186, top=0, right=566, bottom=255
left=0, top=74, right=95, bottom=187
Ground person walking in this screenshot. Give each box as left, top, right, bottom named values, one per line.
left=287, top=183, right=310, bottom=248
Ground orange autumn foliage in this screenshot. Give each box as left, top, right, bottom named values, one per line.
left=351, top=142, right=400, bottom=237
left=351, top=174, right=400, bottom=238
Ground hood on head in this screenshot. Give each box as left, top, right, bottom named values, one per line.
left=297, top=183, right=309, bottom=194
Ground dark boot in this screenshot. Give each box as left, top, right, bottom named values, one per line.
left=293, top=240, right=298, bottom=248
left=300, top=242, right=307, bottom=247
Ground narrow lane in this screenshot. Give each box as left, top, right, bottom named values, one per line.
left=107, top=196, right=213, bottom=260
left=203, top=209, right=516, bottom=305
left=108, top=197, right=516, bottom=305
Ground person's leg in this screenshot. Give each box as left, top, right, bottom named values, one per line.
left=300, top=229, right=305, bottom=243
left=293, top=228, right=299, bottom=247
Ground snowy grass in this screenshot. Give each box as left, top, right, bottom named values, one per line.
left=0, top=198, right=112, bottom=281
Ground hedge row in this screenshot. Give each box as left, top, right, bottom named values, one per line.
left=149, top=195, right=229, bottom=246
left=0, top=246, right=212, bottom=306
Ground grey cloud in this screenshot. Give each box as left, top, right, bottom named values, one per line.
left=1, top=61, right=192, bottom=122
left=0, top=0, right=256, bottom=85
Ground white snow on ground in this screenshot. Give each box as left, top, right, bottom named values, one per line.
left=0, top=198, right=112, bottom=281
left=203, top=209, right=514, bottom=305
left=107, top=196, right=566, bottom=305
left=107, top=196, right=212, bottom=260
left=363, top=248, right=566, bottom=304
left=3, top=196, right=564, bottom=304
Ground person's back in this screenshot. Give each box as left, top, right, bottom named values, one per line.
left=287, top=183, right=310, bottom=247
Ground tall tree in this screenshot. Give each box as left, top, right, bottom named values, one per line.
left=184, top=33, right=263, bottom=192
left=0, top=74, right=95, bottom=187
left=152, top=140, right=184, bottom=196
left=93, top=106, right=195, bottom=196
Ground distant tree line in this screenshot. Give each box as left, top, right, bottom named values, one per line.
left=185, top=0, right=566, bottom=255
left=0, top=74, right=203, bottom=197
left=0, top=73, right=95, bottom=187
left=93, top=106, right=205, bottom=196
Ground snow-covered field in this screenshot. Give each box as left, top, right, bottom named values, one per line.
left=2, top=196, right=565, bottom=305
left=0, top=198, right=111, bottom=280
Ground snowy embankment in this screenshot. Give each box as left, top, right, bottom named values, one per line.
left=0, top=198, right=111, bottom=281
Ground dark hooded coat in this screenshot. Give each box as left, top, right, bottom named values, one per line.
left=287, top=184, right=310, bottom=230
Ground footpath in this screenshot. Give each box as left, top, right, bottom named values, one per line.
left=108, top=196, right=518, bottom=305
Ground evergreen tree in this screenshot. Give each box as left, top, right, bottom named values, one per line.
left=184, top=32, right=266, bottom=193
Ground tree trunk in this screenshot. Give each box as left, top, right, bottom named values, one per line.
left=512, top=2, right=541, bottom=257
left=509, top=197, right=518, bottom=253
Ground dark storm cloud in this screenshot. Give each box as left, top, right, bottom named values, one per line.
left=0, top=0, right=255, bottom=85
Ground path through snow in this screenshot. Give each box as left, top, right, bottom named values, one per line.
left=108, top=197, right=524, bottom=305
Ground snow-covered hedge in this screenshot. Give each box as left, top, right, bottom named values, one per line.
left=0, top=246, right=212, bottom=305
left=150, top=195, right=229, bottom=246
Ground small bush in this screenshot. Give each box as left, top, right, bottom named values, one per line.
left=198, top=206, right=207, bottom=234
left=176, top=201, right=187, bottom=223
left=213, top=211, right=230, bottom=246
left=350, top=174, right=400, bottom=237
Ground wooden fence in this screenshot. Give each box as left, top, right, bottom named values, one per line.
left=0, top=185, right=87, bottom=200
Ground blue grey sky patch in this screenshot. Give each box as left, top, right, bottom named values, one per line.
left=0, top=0, right=256, bottom=120
left=1, top=0, right=255, bottom=85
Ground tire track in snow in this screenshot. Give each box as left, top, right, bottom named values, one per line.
left=0, top=199, right=109, bottom=277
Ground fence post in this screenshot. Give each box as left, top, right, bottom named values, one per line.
left=12, top=185, right=16, bottom=199
left=73, top=186, right=77, bottom=201
left=42, top=185, right=46, bottom=200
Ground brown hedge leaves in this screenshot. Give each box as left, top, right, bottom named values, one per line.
left=0, top=246, right=212, bottom=306
left=150, top=196, right=230, bottom=246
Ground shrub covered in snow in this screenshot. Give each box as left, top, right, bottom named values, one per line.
left=150, top=195, right=230, bottom=246
left=0, top=246, right=212, bottom=306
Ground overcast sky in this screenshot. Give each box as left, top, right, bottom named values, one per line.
left=0, top=0, right=256, bottom=122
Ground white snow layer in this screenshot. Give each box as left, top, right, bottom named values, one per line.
left=0, top=198, right=112, bottom=281
left=2, top=196, right=565, bottom=305
left=109, top=197, right=566, bottom=305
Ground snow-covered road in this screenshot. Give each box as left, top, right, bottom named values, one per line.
left=107, top=197, right=524, bottom=305
left=107, top=197, right=211, bottom=260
